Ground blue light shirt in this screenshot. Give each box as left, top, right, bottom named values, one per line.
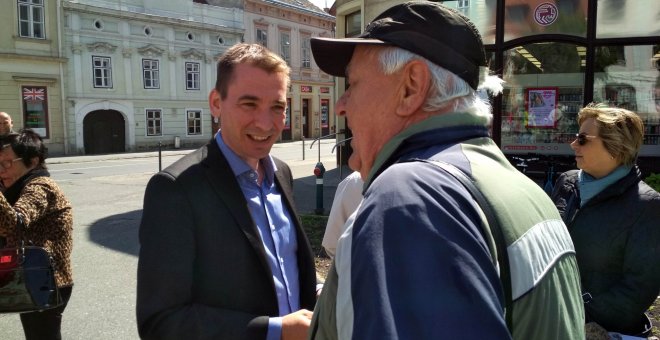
left=215, top=132, right=300, bottom=340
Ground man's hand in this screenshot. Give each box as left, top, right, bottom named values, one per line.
left=281, top=309, right=313, bottom=340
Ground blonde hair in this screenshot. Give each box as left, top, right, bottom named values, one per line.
left=577, top=103, right=644, bottom=166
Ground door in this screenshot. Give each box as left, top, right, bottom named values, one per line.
left=302, top=98, right=310, bottom=138
left=282, top=98, right=292, bottom=140
left=83, top=110, right=125, bottom=154
left=321, top=98, right=330, bottom=136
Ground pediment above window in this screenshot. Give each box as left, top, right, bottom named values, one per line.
left=137, top=44, right=165, bottom=57
left=181, top=48, right=205, bottom=61
left=86, top=42, right=117, bottom=54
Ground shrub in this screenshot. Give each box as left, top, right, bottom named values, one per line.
left=644, top=173, right=660, bottom=192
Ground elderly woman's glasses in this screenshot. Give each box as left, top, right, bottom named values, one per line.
left=0, top=158, right=22, bottom=170
left=575, top=133, right=597, bottom=146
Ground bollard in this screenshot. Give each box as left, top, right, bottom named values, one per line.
left=158, top=141, right=162, bottom=172
left=313, top=162, right=326, bottom=215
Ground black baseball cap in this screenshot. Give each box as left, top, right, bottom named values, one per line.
left=311, top=1, right=487, bottom=90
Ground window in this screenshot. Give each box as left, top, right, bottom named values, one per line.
left=280, top=32, right=291, bottom=64
left=187, top=109, right=202, bottom=135
left=256, top=28, right=268, bottom=47
left=504, top=1, right=586, bottom=41
left=500, top=42, right=586, bottom=155
left=146, top=109, right=162, bottom=136
left=22, top=86, right=49, bottom=138
left=345, top=11, right=361, bottom=37
left=593, top=44, right=660, bottom=151
left=458, top=0, right=469, bottom=9
left=185, top=62, right=200, bottom=90
left=18, top=0, right=44, bottom=39
left=301, top=37, right=311, bottom=68
left=143, top=59, right=160, bottom=89
left=92, top=56, right=113, bottom=88
left=597, top=0, right=660, bottom=39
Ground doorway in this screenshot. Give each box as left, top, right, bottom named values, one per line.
left=302, top=98, right=310, bottom=138
left=83, top=110, right=125, bottom=154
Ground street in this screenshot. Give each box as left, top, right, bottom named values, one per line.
left=0, top=139, right=344, bottom=339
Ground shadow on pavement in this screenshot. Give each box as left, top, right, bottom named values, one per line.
left=87, top=166, right=351, bottom=255
left=88, top=210, right=142, bottom=256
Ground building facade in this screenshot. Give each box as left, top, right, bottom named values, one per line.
left=0, top=0, right=68, bottom=154
left=244, top=0, right=336, bottom=141
left=329, top=0, right=660, bottom=174
left=62, top=0, right=243, bottom=154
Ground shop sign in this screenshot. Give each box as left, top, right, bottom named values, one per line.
left=301, top=85, right=312, bottom=93
left=320, top=87, right=329, bottom=93
left=534, top=3, right=558, bottom=26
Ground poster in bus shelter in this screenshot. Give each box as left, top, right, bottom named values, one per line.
left=526, top=87, right=558, bottom=128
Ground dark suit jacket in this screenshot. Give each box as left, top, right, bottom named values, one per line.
left=136, top=139, right=317, bottom=339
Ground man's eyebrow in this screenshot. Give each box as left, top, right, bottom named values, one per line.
left=237, top=95, right=286, bottom=107
left=238, top=94, right=259, bottom=101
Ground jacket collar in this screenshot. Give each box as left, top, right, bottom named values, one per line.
left=581, top=165, right=641, bottom=207
left=365, top=111, right=490, bottom=189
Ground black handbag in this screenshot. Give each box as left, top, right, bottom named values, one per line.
left=0, top=213, right=62, bottom=313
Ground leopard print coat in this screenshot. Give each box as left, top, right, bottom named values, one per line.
left=0, top=176, right=73, bottom=287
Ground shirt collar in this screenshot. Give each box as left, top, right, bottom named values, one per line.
left=215, top=131, right=277, bottom=185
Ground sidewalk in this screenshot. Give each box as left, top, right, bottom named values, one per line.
left=47, top=141, right=353, bottom=215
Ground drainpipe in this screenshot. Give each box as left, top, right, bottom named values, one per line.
left=57, top=0, right=69, bottom=154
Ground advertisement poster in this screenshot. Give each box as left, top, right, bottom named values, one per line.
left=526, top=87, right=558, bottom=128
left=22, top=87, right=48, bottom=137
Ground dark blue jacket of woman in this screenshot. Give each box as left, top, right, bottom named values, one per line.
left=552, top=166, right=660, bottom=335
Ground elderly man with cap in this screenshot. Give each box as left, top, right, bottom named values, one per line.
left=308, top=2, right=584, bottom=339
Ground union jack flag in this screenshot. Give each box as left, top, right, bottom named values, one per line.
left=23, top=88, right=45, bottom=101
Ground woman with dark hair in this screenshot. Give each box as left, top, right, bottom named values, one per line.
left=551, top=104, right=660, bottom=337
left=0, top=129, right=73, bottom=340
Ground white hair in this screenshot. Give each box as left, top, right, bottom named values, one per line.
left=376, top=47, right=504, bottom=121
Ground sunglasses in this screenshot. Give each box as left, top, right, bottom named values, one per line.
left=575, top=133, right=597, bottom=146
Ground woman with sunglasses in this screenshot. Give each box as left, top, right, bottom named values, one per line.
left=0, top=129, right=73, bottom=340
left=551, top=103, right=660, bottom=337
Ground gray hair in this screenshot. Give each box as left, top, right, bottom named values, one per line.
left=375, top=46, right=503, bottom=121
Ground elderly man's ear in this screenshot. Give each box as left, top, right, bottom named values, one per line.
left=396, top=60, right=431, bottom=117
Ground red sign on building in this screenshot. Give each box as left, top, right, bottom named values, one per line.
left=301, top=85, right=312, bottom=93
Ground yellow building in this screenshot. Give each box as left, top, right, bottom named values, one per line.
left=243, top=0, right=336, bottom=141
left=0, top=0, right=68, bottom=154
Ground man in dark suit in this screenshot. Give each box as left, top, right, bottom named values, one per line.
left=136, top=43, right=317, bottom=340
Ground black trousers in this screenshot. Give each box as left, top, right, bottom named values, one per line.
left=20, top=285, right=73, bottom=340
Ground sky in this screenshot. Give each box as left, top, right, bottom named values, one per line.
left=309, top=0, right=332, bottom=11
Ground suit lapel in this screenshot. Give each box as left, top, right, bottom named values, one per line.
left=202, top=140, right=274, bottom=279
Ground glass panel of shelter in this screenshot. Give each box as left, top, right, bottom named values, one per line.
left=593, top=44, right=660, bottom=156
left=501, top=42, right=585, bottom=155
